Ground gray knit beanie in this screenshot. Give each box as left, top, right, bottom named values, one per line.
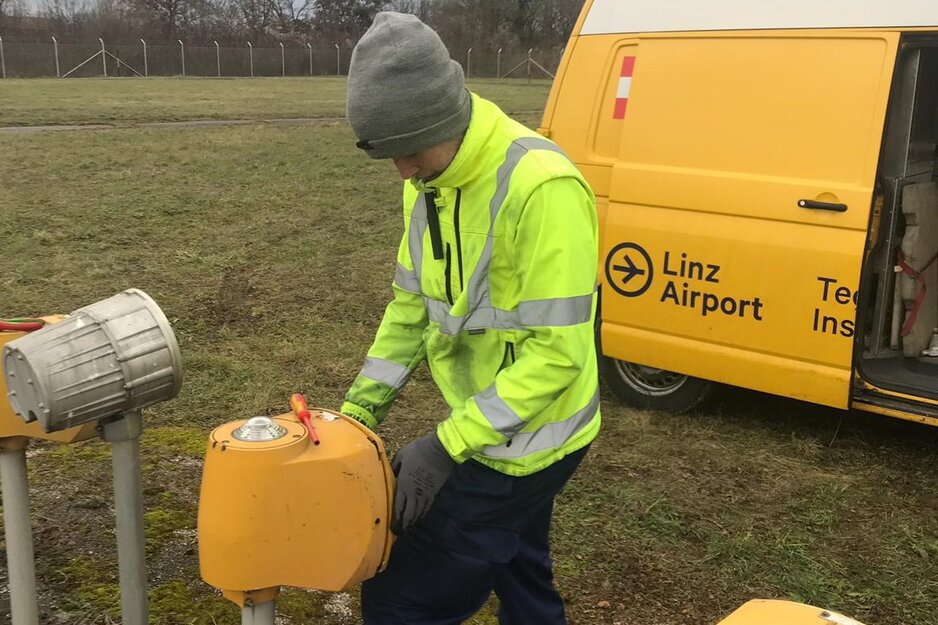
left=347, top=12, right=471, bottom=159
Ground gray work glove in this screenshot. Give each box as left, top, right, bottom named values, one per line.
left=391, top=432, right=455, bottom=533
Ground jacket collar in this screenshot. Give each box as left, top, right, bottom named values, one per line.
left=412, top=93, right=497, bottom=192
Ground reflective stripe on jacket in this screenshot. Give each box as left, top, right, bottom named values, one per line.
left=341, top=93, right=600, bottom=476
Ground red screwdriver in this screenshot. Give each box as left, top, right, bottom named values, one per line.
left=290, top=393, right=320, bottom=445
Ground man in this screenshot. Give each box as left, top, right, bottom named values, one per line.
left=341, top=12, right=601, bottom=625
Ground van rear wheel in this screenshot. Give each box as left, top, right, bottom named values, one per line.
left=599, top=356, right=713, bottom=413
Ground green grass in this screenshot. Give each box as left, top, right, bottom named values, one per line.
left=0, top=76, right=551, bottom=126
left=1, top=79, right=936, bottom=625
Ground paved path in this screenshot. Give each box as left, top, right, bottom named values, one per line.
left=0, top=112, right=542, bottom=134
left=0, top=117, right=348, bottom=133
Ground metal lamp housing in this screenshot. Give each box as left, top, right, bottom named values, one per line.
left=2, top=289, right=182, bottom=432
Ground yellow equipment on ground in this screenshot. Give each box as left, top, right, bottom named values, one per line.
left=1, top=321, right=98, bottom=447
left=197, top=406, right=394, bottom=609
left=717, top=599, right=866, bottom=625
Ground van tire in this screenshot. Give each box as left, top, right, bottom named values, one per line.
left=599, top=355, right=713, bottom=413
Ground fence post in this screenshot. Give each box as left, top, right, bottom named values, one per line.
left=0, top=36, right=5, bottom=79
left=52, top=36, right=60, bottom=78
left=527, top=48, right=533, bottom=85
left=140, top=39, right=147, bottom=77
left=99, top=38, right=107, bottom=77
left=214, top=40, right=220, bottom=77
left=497, top=48, right=502, bottom=79
left=307, top=42, right=312, bottom=77
left=466, top=47, right=472, bottom=79
left=335, top=43, right=340, bottom=76
left=248, top=42, right=253, bottom=77
left=280, top=42, right=285, bottom=77
left=178, top=40, right=185, bottom=77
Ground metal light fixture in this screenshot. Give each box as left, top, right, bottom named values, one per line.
left=2, top=288, right=182, bottom=625
left=4, top=289, right=181, bottom=433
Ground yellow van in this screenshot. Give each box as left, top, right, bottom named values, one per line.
left=541, top=1, right=938, bottom=425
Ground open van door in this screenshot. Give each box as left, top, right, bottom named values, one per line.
left=854, top=37, right=938, bottom=426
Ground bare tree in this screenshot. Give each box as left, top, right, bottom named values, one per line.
left=0, top=0, right=29, bottom=28
left=2, top=0, right=582, bottom=56
left=275, top=0, right=313, bottom=35
left=528, top=0, right=580, bottom=47
left=430, top=0, right=521, bottom=52
left=386, top=0, right=428, bottom=21
left=312, top=0, right=386, bottom=42
left=237, top=0, right=276, bottom=40
left=127, top=0, right=188, bottom=39
left=41, top=0, right=92, bottom=38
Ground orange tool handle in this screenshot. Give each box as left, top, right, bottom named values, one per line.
left=290, top=393, right=311, bottom=419
left=290, top=393, right=320, bottom=445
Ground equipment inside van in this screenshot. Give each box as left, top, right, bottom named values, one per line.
left=542, top=0, right=938, bottom=426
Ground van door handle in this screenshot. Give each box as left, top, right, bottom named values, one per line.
left=798, top=199, right=848, bottom=212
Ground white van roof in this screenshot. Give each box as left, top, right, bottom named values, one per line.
left=581, top=0, right=938, bottom=35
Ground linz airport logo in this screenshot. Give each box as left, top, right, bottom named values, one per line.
left=605, top=242, right=653, bottom=298
left=604, top=242, right=765, bottom=322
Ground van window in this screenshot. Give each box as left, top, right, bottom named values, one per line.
left=908, top=51, right=938, bottom=178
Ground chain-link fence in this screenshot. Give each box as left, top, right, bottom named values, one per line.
left=0, top=37, right=563, bottom=79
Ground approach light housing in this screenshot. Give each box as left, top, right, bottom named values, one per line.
left=3, top=288, right=182, bottom=432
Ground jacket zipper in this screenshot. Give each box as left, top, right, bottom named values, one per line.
left=425, top=191, right=444, bottom=260
left=440, top=190, right=462, bottom=306
left=444, top=244, right=454, bottom=305
left=453, top=189, right=464, bottom=291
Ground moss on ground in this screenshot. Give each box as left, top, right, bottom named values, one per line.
left=42, top=439, right=111, bottom=466
left=148, top=579, right=234, bottom=625
left=142, top=426, right=211, bottom=458
left=58, top=556, right=121, bottom=618
left=145, top=506, right=195, bottom=557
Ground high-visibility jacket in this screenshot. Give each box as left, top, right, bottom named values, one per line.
left=341, top=93, right=600, bottom=476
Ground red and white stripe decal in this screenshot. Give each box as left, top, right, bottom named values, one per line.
left=613, top=56, right=635, bottom=119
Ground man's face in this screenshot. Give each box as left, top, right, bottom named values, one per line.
left=391, top=136, right=463, bottom=182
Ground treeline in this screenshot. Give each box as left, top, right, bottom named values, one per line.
left=0, top=0, right=583, bottom=51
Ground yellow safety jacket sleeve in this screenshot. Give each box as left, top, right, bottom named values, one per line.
left=341, top=225, right=428, bottom=430
left=436, top=177, right=599, bottom=462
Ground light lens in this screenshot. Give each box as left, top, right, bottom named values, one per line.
left=232, top=416, right=287, bottom=442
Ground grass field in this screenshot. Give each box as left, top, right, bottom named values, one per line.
left=0, top=77, right=551, bottom=126
left=1, top=78, right=937, bottom=625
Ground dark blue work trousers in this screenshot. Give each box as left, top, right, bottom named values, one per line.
left=361, top=445, right=589, bottom=625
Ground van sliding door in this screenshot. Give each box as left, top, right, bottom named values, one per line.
left=601, top=33, right=898, bottom=408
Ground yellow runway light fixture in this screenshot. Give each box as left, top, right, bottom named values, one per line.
left=717, top=600, right=867, bottom=625
left=1, top=319, right=99, bottom=443
left=198, top=403, right=394, bottom=624
left=2, top=289, right=182, bottom=625
left=1, top=319, right=97, bottom=625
